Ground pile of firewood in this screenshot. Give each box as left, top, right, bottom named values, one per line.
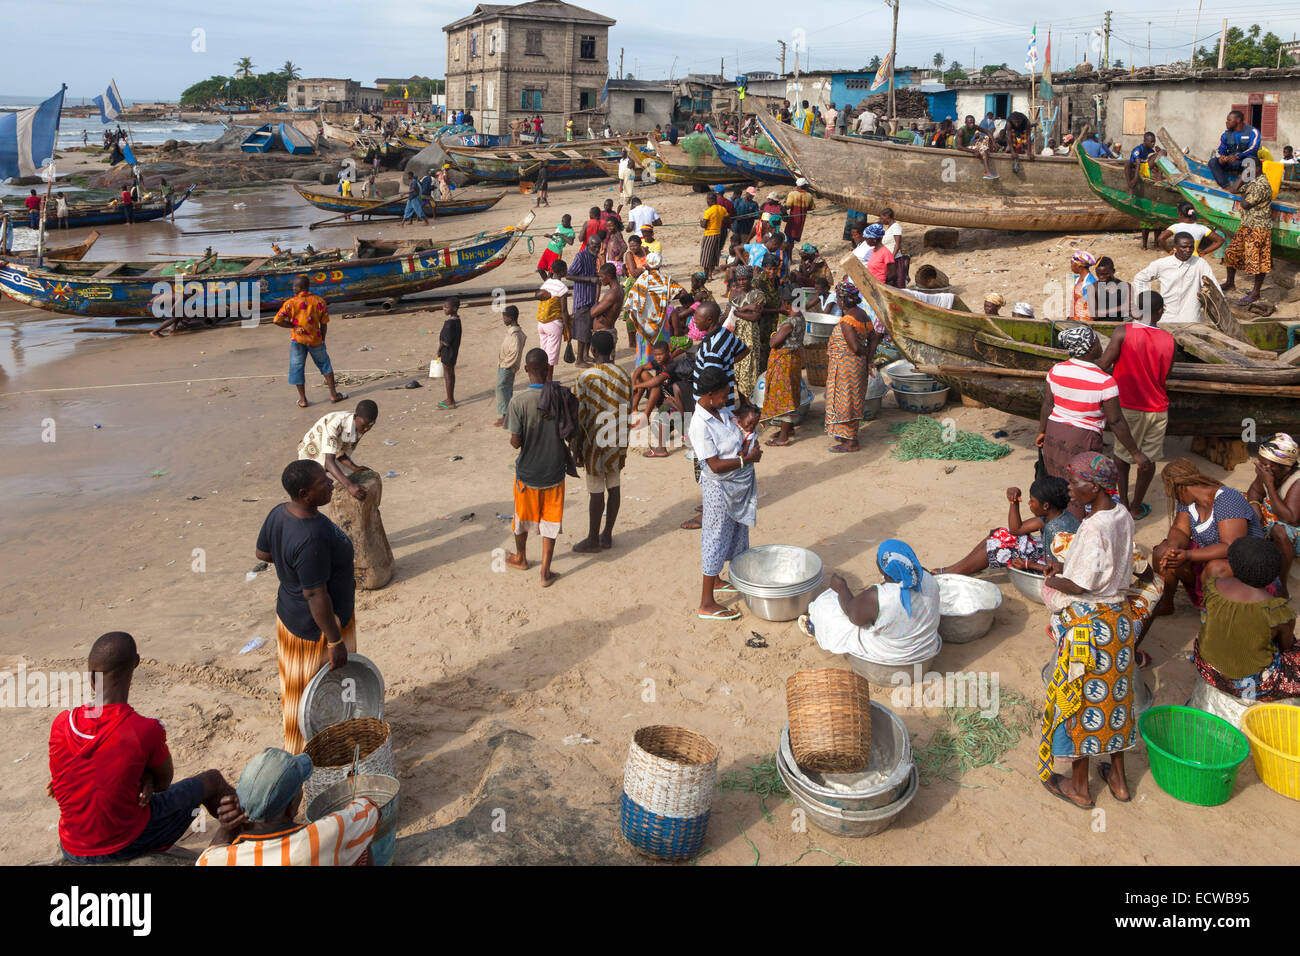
left=857, top=88, right=932, bottom=119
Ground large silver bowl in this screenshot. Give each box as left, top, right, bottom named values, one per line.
left=847, top=649, right=941, bottom=687
left=1007, top=566, right=1046, bottom=605
left=892, top=385, right=949, bottom=413
left=729, top=545, right=824, bottom=622
left=777, top=702, right=913, bottom=811
left=802, top=311, right=841, bottom=343
left=936, top=574, right=1002, bottom=644
left=778, top=761, right=920, bottom=837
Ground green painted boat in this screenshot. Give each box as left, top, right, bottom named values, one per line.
left=1168, top=165, right=1300, bottom=265
left=1074, top=138, right=1184, bottom=230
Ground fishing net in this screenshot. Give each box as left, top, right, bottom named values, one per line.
left=888, top=415, right=1012, bottom=462
left=755, top=134, right=775, bottom=154
left=913, top=691, right=1037, bottom=785
left=676, top=132, right=713, bottom=167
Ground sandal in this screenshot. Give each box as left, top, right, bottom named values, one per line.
left=297, top=399, right=310, bottom=408
left=680, top=517, right=702, bottom=530
left=797, top=614, right=815, bottom=639
left=1131, top=503, right=1152, bottom=521
left=330, top=392, right=349, bottom=403
left=713, top=581, right=739, bottom=596
left=1043, top=774, right=1093, bottom=810
left=1099, top=762, right=1132, bottom=802
left=1136, top=649, right=1153, bottom=670
left=698, top=607, right=742, bottom=621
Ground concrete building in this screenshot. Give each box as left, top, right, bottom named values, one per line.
left=603, top=79, right=673, bottom=133
left=443, top=0, right=615, bottom=137
left=287, top=78, right=384, bottom=112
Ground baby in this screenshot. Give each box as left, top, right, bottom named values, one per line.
left=735, top=405, right=761, bottom=455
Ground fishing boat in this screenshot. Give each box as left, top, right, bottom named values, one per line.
left=1074, top=137, right=1184, bottom=230
left=623, top=141, right=741, bottom=188
left=240, top=125, right=275, bottom=153
left=703, top=125, right=795, bottom=185
left=321, top=120, right=367, bottom=147
left=1185, top=153, right=1299, bottom=195
left=0, top=212, right=535, bottom=319
left=442, top=140, right=622, bottom=184
left=7, top=186, right=194, bottom=230
left=758, top=115, right=1135, bottom=232
left=278, top=122, right=315, bottom=155
left=292, top=184, right=507, bottom=218
left=844, top=255, right=1300, bottom=437
left=0, top=226, right=101, bottom=261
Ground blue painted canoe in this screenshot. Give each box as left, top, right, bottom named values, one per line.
left=8, top=185, right=194, bottom=229
left=241, top=125, right=275, bottom=153
left=704, top=125, right=795, bottom=185
left=278, top=123, right=315, bottom=155
left=0, top=212, right=535, bottom=319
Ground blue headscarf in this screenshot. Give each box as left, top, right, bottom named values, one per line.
left=864, top=222, right=886, bottom=240
left=877, top=539, right=923, bottom=616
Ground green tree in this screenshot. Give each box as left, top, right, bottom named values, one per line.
left=1194, top=24, right=1295, bottom=69
left=865, top=54, right=881, bottom=72
left=943, top=62, right=967, bottom=84
left=980, top=63, right=1008, bottom=76
left=235, top=56, right=255, bottom=79
left=933, top=52, right=945, bottom=70
left=281, top=61, right=301, bottom=80
left=1113, top=59, right=1124, bottom=69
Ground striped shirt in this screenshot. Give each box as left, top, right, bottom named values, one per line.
left=694, top=327, right=744, bottom=411
left=196, top=798, right=379, bottom=866
left=575, top=362, right=633, bottom=475
left=1047, top=359, right=1118, bottom=434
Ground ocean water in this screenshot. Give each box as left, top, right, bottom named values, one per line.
left=0, top=97, right=226, bottom=147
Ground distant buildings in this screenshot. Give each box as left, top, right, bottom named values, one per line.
left=443, top=0, right=614, bottom=137
left=287, top=78, right=384, bottom=112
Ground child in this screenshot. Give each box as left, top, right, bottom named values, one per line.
left=931, top=476, right=1078, bottom=575
left=437, top=296, right=462, bottom=409
left=495, top=305, right=526, bottom=427
left=1194, top=536, right=1300, bottom=701
left=735, top=405, right=761, bottom=455
left=632, top=339, right=673, bottom=416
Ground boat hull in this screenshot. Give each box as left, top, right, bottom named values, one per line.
left=8, top=187, right=194, bottom=229
left=278, top=122, right=315, bottom=155
left=241, top=125, right=275, bottom=153
left=703, top=125, right=795, bottom=185
left=1173, top=177, right=1300, bottom=264
left=1075, top=142, right=1183, bottom=229
left=759, top=115, right=1136, bottom=232
left=625, top=142, right=742, bottom=187
left=292, top=184, right=507, bottom=217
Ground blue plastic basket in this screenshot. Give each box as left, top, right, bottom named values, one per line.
left=620, top=792, right=711, bottom=860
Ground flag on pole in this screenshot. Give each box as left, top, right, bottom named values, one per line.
left=1040, top=29, right=1055, bottom=99
left=0, top=86, right=65, bottom=180
left=1025, top=24, right=1039, bottom=74
left=870, top=53, right=893, bottom=91
left=92, top=79, right=124, bottom=124
left=122, top=142, right=138, bottom=167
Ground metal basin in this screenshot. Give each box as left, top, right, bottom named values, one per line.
left=892, top=385, right=949, bottom=413
left=305, top=773, right=400, bottom=866
left=778, top=761, right=919, bottom=837
left=741, top=589, right=822, bottom=622
left=803, top=312, right=840, bottom=343
left=936, top=574, right=1002, bottom=644
left=729, top=545, right=823, bottom=596
left=777, top=702, right=912, bottom=811
left=847, top=649, right=940, bottom=687
left=1007, top=566, right=1046, bottom=605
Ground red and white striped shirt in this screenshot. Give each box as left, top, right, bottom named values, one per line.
left=1047, top=359, right=1118, bottom=434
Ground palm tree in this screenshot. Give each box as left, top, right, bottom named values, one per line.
left=281, top=61, right=301, bottom=80
left=235, top=57, right=255, bottom=79
left=933, top=52, right=945, bottom=70
left=866, top=54, right=881, bottom=71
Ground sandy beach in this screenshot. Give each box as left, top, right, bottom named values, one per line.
left=2, top=171, right=1297, bottom=866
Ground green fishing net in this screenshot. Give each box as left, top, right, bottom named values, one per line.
left=888, top=415, right=1012, bottom=462
left=676, top=132, right=713, bottom=167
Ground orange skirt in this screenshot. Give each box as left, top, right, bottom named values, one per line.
left=513, top=478, right=564, bottom=538
left=277, top=615, right=357, bottom=753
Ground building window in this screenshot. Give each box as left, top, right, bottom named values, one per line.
left=526, top=29, right=542, bottom=55
left=521, top=89, right=543, bottom=110
left=297, top=85, right=304, bottom=93
left=488, top=29, right=497, bottom=55
left=1122, top=97, right=1147, bottom=136
left=634, top=97, right=645, bottom=114
left=1237, top=92, right=1280, bottom=140
left=453, top=39, right=461, bottom=61
left=471, top=32, right=478, bottom=58
left=580, top=35, right=596, bottom=60
left=465, top=88, right=476, bottom=109
left=579, top=89, right=597, bottom=111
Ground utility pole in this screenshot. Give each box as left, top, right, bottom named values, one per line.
left=1103, top=10, right=1111, bottom=70
left=1217, top=20, right=1227, bottom=68
left=1190, top=0, right=1204, bottom=70
left=619, top=48, right=624, bottom=79
left=1147, top=22, right=1151, bottom=68
left=777, top=40, right=786, bottom=74
left=889, top=0, right=899, bottom=130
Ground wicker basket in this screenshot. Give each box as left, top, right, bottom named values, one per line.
left=621, top=725, right=719, bottom=860
left=786, top=668, right=872, bottom=773
left=802, top=342, right=829, bottom=387
left=302, top=717, right=394, bottom=806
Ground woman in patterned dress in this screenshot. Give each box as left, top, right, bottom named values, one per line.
left=1039, top=453, right=1161, bottom=809
left=727, top=265, right=766, bottom=403
left=760, top=286, right=805, bottom=446
left=823, top=278, right=881, bottom=453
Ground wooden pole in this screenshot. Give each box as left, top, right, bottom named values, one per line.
left=888, top=0, right=899, bottom=131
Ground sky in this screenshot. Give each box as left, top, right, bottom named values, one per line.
left=7, top=0, right=1300, bottom=101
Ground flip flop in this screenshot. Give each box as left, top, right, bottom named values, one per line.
left=1043, top=774, right=1094, bottom=810
left=1236, top=295, right=1260, bottom=307
left=1136, top=649, right=1153, bottom=670
left=680, top=517, right=702, bottom=530
left=713, top=582, right=739, bottom=596
left=1099, top=762, right=1132, bottom=802
left=829, top=445, right=861, bottom=454
left=330, top=392, right=349, bottom=403
left=1132, top=502, right=1152, bottom=521
left=438, top=401, right=456, bottom=409
left=698, top=607, right=742, bottom=621
left=297, top=399, right=310, bottom=408
left=797, top=614, right=815, bottom=639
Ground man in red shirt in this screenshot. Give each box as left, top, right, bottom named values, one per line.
left=48, top=631, right=239, bottom=862
left=1099, top=290, right=1174, bottom=520
left=580, top=206, right=605, bottom=247
left=24, top=189, right=41, bottom=229
left=120, top=185, right=135, bottom=224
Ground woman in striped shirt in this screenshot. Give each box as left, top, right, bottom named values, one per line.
left=1036, top=326, right=1150, bottom=515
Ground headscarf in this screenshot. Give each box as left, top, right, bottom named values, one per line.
left=1070, top=250, right=1097, bottom=268
left=646, top=251, right=663, bottom=268
left=877, top=539, right=924, bottom=617
left=733, top=264, right=753, bottom=279
left=1058, top=325, right=1098, bottom=358
left=1259, top=433, right=1300, bottom=468
left=800, top=242, right=818, bottom=256
left=795, top=177, right=809, bottom=187
left=984, top=292, right=1006, bottom=307
left=1011, top=302, right=1035, bottom=317
left=864, top=223, right=885, bottom=240
left=762, top=252, right=781, bottom=269
left=835, top=276, right=860, bottom=306
left=1066, top=452, right=1118, bottom=498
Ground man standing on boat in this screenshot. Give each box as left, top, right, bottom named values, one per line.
left=1133, top=233, right=1221, bottom=325
left=1209, top=110, right=1262, bottom=191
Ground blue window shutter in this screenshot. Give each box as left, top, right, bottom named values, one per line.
left=985, top=94, right=996, bottom=116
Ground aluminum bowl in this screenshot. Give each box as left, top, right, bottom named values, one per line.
left=847, top=649, right=941, bottom=687
left=778, top=761, right=920, bottom=837
left=777, top=704, right=913, bottom=811
left=740, top=588, right=822, bottom=622
left=892, top=385, right=950, bottom=413
left=1007, top=565, right=1046, bottom=604
left=729, top=545, right=823, bottom=597
left=802, top=311, right=841, bottom=343
left=936, top=574, right=1003, bottom=644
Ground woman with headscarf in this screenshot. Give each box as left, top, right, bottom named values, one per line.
left=983, top=292, right=1006, bottom=316
left=760, top=283, right=805, bottom=447
left=1246, top=432, right=1300, bottom=595
left=792, top=243, right=831, bottom=288
left=736, top=254, right=783, bottom=401
left=1039, top=452, right=1161, bottom=809
left=824, top=278, right=881, bottom=454
left=1069, top=250, right=1097, bottom=321
left=726, top=264, right=767, bottom=401
left=690, top=365, right=762, bottom=622
left=625, top=251, right=686, bottom=368
left=797, top=539, right=942, bottom=665
left=1036, top=325, right=1149, bottom=513
left=1152, top=457, right=1268, bottom=615
left=852, top=223, right=895, bottom=284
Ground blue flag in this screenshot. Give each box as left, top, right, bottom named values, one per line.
left=0, top=86, right=65, bottom=180
left=122, top=142, right=137, bottom=166
left=92, top=79, right=124, bottom=124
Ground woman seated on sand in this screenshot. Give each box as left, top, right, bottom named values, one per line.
left=1193, top=536, right=1300, bottom=702
left=1245, top=432, right=1300, bottom=595
left=1039, top=453, right=1163, bottom=809
left=932, top=477, right=1077, bottom=576
left=1152, top=458, right=1268, bottom=615
left=798, top=540, right=941, bottom=665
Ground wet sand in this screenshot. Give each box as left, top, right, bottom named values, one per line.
left=2, top=173, right=1297, bottom=865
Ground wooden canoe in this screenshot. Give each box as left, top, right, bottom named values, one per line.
left=321, top=121, right=367, bottom=147
left=292, top=183, right=507, bottom=217
left=1, top=229, right=101, bottom=262
left=843, top=254, right=1300, bottom=436
left=703, top=125, right=795, bottom=185
left=6, top=186, right=194, bottom=230
left=442, top=140, right=622, bottom=183
left=0, top=212, right=534, bottom=319
left=624, top=141, right=743, bottom=187
left=1075, top=139, right=1185, bottom=230
left=757, top=114, right=1137, bottom=232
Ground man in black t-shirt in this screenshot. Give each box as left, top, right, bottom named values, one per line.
left=256, top=460, right=357, bottom=752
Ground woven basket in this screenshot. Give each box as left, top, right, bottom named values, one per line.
left=802, top=342, right=829, bottom=387
left=621, top=725, right=719, bottom=860
left=786, top=669, right=872, bottom=773
left=302, top=717, right=394, bottom=806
